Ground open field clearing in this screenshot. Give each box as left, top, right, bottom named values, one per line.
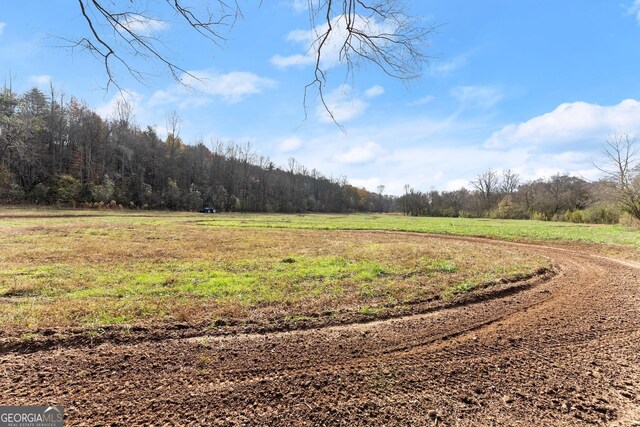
left=2, top=208, right=640, bottom=247
left=1, top=209, right=639, bottom=426
left=0, top=209, right=550, bottom=331
left=197, top=212, right=640, bottom=247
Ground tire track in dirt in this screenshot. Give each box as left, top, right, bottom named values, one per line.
left=1, top=234, right=639, bottom=426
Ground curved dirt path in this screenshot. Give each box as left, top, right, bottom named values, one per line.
left=1, top=236, right=639, bottom=426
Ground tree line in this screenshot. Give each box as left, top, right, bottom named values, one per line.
left=397, top=159, right=639, bottom=224
left=2, top=85, right=638, bottom=224
left=0, top=86, right=394, bottom=213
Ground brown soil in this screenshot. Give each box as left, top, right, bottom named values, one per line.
left=1, top=235, right=639, bottom=426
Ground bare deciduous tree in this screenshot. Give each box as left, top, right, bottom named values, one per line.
left=302, top=0, right=433, bottom=123
left=165, top=111, right=181, bottom=141
left=74, top=0, right=240, bottom=90
left=72, top=1, right=433, bottom=119
left=470, top=169, right=499, bottom=206
left=596, top=133, right=640, bottom=220
left=396, top=185, right=428, bottom=216
left=499, top=169, right=520, bottom=195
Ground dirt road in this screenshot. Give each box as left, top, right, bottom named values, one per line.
left=2, top=236, right=639, bottom=426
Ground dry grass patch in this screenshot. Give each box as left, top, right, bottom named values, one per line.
left=0, top=211, right=550, bottom=329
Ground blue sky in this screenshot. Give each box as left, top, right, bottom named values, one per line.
left=2, top=1, right=640, bottom=195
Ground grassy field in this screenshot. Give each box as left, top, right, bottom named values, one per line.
left=198, top=212, right=640, bottom=247
left=0, top=208, right=572, bottom=330
left=2, top=208, right=638, bottom=246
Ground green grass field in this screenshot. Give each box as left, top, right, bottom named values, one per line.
left=1, top=208, right=636, bottom=331
left=198, top=212, right=640, bottom=247
left=2, top=208, right=638, bottom=246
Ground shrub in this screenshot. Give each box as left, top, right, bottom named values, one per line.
left=585, top=205, right=620, bottom=224
left=2, top=185, right=25, bottom=203
left=184, top=184, right=203, bottom=211
left=568, top=210, right=584, bottom=223
left=53, top=174, right=81, bottom=205
left=619, top=212, right=640, bottom=229
left=563, top=205, right=621, bottom=224
left=442, top=207, right=458, bottom=217
left=92, top=175, right=115, bottom=202
left=163, top=179, right=182, bottom=209
left=0, top=166, right=25, bottom=203
left=530, top=212, right=547, bottom=221
left=28, top=183, right=52, bottom=204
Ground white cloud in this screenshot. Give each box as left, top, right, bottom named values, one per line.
left=94, top=91, right=143, bottom=121
left=316, top=85, right=369, bottom=123
left=271, top=54, right=314, bottom=69
left=451, top=86, right=503, bottom=110
left=290, top=0, right=308, bottom=13
left=271, top=13, right=395, bottom=71
left=408, top=95, right=436, bottom=107
left=27, top=75, right=52, bottom=86
left=265, top=109, right=609, bottom=195
left=628, top=0, right=640, bottom=24
left=524, top=166, right=599, bottom=182
left=199, top=69, right=627, bottom=196
left=364, top=85, right=384, bottom=98
left=431, top=54, right=469, bottom=75
left=386, top=145, right=529, bottom=180
left=92, top=91, right=167, bottom=139
left=150, top=70, right=277, bottom=106
left=277, top=136, right=303, bottom=152
left=0, top=22, right=6, bottom=36
left=444, top=179, right=470, bottom=191
left=181, top=71, right=277, bottom=103
left=148, top=89, right=178, bottom=107
left=485, top=99, right=640, bottom=149
left=349, top=177, right=383, bottom=190
left=286, top=29, right=311, bottom=43
left=526, top=152, right=599, bottom=180
left=121, top=16, right=168, bottom=36
left=333, top=141, right=385, bottom=164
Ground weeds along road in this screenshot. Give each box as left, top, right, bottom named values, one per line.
left=1, top=235, right=639, bottom=426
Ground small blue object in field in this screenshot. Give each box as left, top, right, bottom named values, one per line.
left=201, top=207, right=217, bottom=213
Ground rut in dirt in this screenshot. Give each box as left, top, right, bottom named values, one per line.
left=1, top=236, right=639, bottom=426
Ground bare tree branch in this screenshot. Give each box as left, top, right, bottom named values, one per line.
left=72, top=0, right=433, bottom=124
left=301, top=0, right=434, bottom=125
left=595, top=133, right=640, bottom=219
left=73, top=0, right=242, bottom=91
